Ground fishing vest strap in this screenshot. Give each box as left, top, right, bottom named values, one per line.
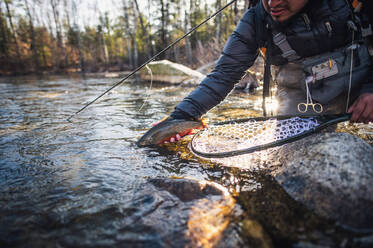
left=262, top=33, right=273, bottom=117
left=273, top=32, right=301, bottom=62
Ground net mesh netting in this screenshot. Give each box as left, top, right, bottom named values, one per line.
left=190, top=117, right=319, bottom=166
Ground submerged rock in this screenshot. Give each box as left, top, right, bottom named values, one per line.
left=138, top=60, right=205, bottom=85
left=234, top=71, right=259, bottom=93
left=195, top=131, right=373, bottom=233
left=241, top=219, right=274, bottom=248
left=236, top=173, right=349, bottom=247
left=125, top=177, right=244, bottom=247
left=271, top=132, right=373, bottom=231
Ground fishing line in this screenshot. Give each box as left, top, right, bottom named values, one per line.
left=139, top=65, right=153, bottom=111
left=346, top=30, right=355, bottom=112
left=67, top=0, right=239, bottom=122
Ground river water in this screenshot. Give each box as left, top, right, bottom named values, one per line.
left=0, top=75, right=372, bottom=247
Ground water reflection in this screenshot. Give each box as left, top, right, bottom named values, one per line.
left=0, top=76, right=372, bottom=247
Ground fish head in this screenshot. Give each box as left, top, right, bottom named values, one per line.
left=137, top=133, right=156, bottom=147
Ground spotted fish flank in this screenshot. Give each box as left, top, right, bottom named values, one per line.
left=137, top=118, right=203, bottom=146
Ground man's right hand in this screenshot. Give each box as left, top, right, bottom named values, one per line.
left=153, top=117, right=206, bottom=144
left=348, top=93, right=373, bottom=124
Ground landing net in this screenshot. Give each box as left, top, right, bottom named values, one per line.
left=190, top=116, right=319, bottom=160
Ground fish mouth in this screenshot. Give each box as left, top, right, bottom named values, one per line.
left=137, top=135, right=156, bottom=147
left=137, top=140, right=149, bottom=147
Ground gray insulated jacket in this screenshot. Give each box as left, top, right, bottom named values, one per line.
left=172, top=0, right=373, bottom=119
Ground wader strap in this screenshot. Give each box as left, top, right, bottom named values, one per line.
left=344, top=0, right=372, bottom=38
left=263, top=37, right=273, bottom=117
left=273, top=32, right=301, bottom=62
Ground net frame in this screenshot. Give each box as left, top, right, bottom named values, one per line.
left=190, top=114, right=351, bottom=158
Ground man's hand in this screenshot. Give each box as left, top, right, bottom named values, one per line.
left=152, top=117, right=206, bottom=144
left=152, top=120, right=187, bottom=143
left=348, top=93, right=373, bottom=123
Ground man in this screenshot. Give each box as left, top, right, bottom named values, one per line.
left=161, top=0, right=373, bottom=143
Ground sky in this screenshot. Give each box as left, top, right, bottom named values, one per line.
left=8, top=0, right=234, bottom=30
left=77, top=0, right=218, bottom=27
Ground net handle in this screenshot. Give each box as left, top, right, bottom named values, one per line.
left=190, top=114, right=351, bottom=158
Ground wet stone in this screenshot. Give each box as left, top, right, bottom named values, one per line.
left=272, top=132, right=373, bottom=231
left=352, top=234, right=373, bottom=248
left=149, top=177, right=224, bottom=202
left=234, top=71, right=259, bottom=93
left=127, top=177, right=242, bottom=247
left=138, top=60, right=205, bottom=85
left=236, top=173, right=347, bottom=247
left=240, top=219, right=274, bottom=248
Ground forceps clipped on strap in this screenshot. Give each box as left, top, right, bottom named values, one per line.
left=297, top=76, right=323, bottom=113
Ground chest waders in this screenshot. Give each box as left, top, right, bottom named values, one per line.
left=261, top=0, right=373, bottom=116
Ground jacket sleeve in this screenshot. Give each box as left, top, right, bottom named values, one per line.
left=172, top=7, right=261, bottom=119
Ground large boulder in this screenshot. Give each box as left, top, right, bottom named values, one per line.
left=271, top=132, right=373, bottom=231
left=194, top=130, right=373, bottom=231
left=138, top=60, right=205, bottom=85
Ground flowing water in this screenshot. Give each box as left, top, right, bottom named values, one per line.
left=0, top=75, right=372, bottom=247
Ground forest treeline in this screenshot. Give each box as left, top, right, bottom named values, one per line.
left=0, top=0, right=253, bottom=75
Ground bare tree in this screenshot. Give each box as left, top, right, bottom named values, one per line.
left=159, top=0, right=168, bottom=59
left=147, top=0, right=155, bottom=55
left=130, top=1, right=138, bottom=67
left=51, top=0, right=66, bottom=69
left=234, top=0, right=239, bottom=25
left=215, top=0, right=222, bottom=43
left=184, top=8, right=192, bottom=64
left=134, top=0, right=151, bottom=59
left=45, top=11, right=59, bottom=70
left=5, top=0, right=22, bottom=68
left=71, top=0, right=85, bottom=73
left=0, top=2, right=10, bottom=60
left=33, top=1, right=48, bottom=67
left=63, top=0, right=72, bottom=66
left=122, top=0, right=134, bottom=68
left=24, top=0, right=40, bottom=71
left=97, top=13, right=110, bottom=71
left=244, top=0, right=250, bottom=10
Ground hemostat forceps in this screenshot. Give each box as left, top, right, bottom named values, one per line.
left=297, top=77, right=323, bottom=113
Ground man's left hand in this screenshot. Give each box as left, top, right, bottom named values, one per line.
left=348, top=93, right=373, bottom=123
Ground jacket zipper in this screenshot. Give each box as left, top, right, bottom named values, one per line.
left=302, top=14, right=311, bottom=31
left=325, top=21, right=333, bottom=37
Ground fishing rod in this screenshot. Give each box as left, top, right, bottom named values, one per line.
left=67, top=0, right=239, bottom=122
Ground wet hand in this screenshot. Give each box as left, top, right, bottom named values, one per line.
left=165, top=134, right=182, bottom=143
left=348, top=93, right=373, bottom=124
left=159, top=125, right=202, bottom=144
left=152, top=117, right=205, bottom=144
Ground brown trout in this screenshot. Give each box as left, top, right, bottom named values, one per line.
left=137, top=118, right=204, bottom=146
